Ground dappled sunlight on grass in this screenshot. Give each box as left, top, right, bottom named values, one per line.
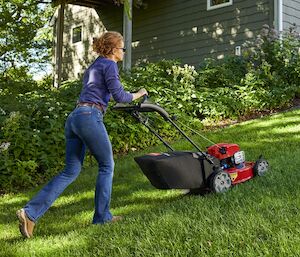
left=113, top=203, right=152, bottom=215
left=0, top=224, right=19, bottom=241
left=11, top=230, right=90, bottom=256
left=0, top=194, right=29, bottom=207
left=1, top=109, right=300, bottom=256
left=112, top=187, right=184, bottom=217
left=54, top=191, right=94, bottom=207
left=130, top=189, right=181, bottom=201
left=270, top=124, right=300, bottom=135
left=236, top=112, right=300, bottom=129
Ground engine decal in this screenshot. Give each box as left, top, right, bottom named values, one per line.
left=229, top=172, right=238, bottom=182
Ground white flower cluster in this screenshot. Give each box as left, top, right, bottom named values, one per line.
left=10, top=112, right=18, bottom=118
left=0, top=142, right=11, bottom=153
left=170, top=64, right=198, bottom=83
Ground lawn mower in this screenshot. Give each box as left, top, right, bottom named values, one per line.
left=113, top=97, right=269, bottom=193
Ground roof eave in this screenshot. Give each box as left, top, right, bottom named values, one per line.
left=52, top=0, right=117, bottom=8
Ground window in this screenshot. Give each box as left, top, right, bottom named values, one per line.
left=72, top=26, right=82, bottom=44
left=207, top=0, right=233, bottom=10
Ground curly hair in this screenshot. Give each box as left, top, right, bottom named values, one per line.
left=92, top=31, right=123, bottom=57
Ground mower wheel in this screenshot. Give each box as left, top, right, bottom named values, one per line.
left=254, top=158, right=269, bottom=176
left=209, top=170, right=232, bottom=193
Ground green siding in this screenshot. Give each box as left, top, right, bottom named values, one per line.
left=283, top=0, right=300, bottom=32
left=56, top=0, right=300, bottom=81
left=99, top=0, right=273, bottom=66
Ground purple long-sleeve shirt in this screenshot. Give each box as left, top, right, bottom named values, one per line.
left=78, top=57, right=133, bottom=111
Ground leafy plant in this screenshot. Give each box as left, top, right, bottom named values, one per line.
left=1, top=26, right=300, bottom=193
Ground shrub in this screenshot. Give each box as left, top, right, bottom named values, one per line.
left=0, top=81, right=81, bottom=192
left=1, top=26, right=300, bottom=193
left=196, top=56, right=247, bottom=89
left=242, top=24, right=300, bottom=98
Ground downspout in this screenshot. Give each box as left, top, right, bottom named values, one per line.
left=122, top=0, right=132, bottom=73
left=274, top=0, right=283, bottom=39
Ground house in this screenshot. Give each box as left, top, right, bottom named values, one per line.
left=52, top=0, right=300, bottom=85
left=51, top=4, right=106, bottom=84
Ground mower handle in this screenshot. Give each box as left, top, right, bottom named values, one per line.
left=113, top=102, right=169, bottom=120
left=139, top=103, right=170, bottom=119
left=141, top=94, right=149, bottom=103
left=113, top=100, right=170, bottom=120
left=113, top=98, right=208, bottom=157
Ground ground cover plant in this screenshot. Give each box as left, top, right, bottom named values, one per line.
left=0, top=108, right=300, bottom=256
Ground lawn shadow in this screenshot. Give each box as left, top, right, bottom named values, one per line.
left=2, top=109, right=300, bottom=243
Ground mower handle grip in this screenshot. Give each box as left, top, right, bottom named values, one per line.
left=139, top=103, right=170, bottom=120
left=141, top=94, right=149, bottom=103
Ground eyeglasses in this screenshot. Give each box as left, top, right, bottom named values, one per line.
left=116, top=47, right=126, bottom=53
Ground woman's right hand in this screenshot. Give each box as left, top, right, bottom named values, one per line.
left=132, top=88, right=148, bottom=101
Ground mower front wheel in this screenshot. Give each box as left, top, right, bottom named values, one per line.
left=254, top=158, right=269, bottom=176
left=209, top=170, right=232, bottom=193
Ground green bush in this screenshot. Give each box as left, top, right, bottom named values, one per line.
left=242, top=24, right=300, bottom=100
left=196, top=56, right=247, bottom=89
left=1, top=26, right=299, bottom=193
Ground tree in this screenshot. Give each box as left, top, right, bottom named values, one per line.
left=0, top=0, right=53, bottom=80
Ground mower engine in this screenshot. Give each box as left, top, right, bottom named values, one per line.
left=207, top=143, right=268, bottom=185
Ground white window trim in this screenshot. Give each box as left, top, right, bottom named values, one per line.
left=207, top=0, right=233, bottom=11
left=71, top=24, right=83, bottom=45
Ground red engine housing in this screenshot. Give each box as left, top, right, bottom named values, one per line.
left=225, top=162, right=255, bottom=185
left=207, top=143, right=255, bottom=185
left=207, top=143, right=240, bottom=159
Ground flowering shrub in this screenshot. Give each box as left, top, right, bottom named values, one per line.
left=0, top=26, right=299, bottom=193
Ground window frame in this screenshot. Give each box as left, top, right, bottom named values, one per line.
left=207, top=0, right=233, bottom=11
left=71, top=24, right=83, bottom=44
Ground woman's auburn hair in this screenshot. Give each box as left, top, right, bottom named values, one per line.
left=93, top=31, right=123, bottom=57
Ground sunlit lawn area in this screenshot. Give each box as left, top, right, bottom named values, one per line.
left=1, top=108, right=300, bottom=257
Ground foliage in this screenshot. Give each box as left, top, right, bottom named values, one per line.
left=122, top=60, right=200, bottom=118
left=1, top=26, right=300, bottom=193
left=197, top=56, right=247, bottom=89
left=0, top=81, right=80, bottom=192
left=0, top=0, right=53, bottom=80
left=242, top=24, right=300, bottom=96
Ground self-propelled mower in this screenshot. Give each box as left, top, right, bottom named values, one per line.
left=113, top=97, right=269, bottom=193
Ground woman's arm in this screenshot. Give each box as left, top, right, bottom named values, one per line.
left=105, top=62, right=147, bottom=102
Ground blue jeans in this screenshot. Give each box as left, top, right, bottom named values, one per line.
left=24, top=106, right=114, bottom=224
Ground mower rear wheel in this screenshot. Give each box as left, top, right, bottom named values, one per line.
left=209, top=170, right=232, bottom=193
left=254, top=158, right=269, bottom=176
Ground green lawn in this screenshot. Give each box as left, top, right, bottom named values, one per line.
left=1, top=108, right=300, bottom=257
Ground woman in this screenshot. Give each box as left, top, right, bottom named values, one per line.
left=16, top=31, right=148, bottom=238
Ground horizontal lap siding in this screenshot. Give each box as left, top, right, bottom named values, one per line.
left=98, top=0, right=272, bottom=66
left=132, top=0, right=271, bottom=66
left=283, top=0, right=300, bottom=32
